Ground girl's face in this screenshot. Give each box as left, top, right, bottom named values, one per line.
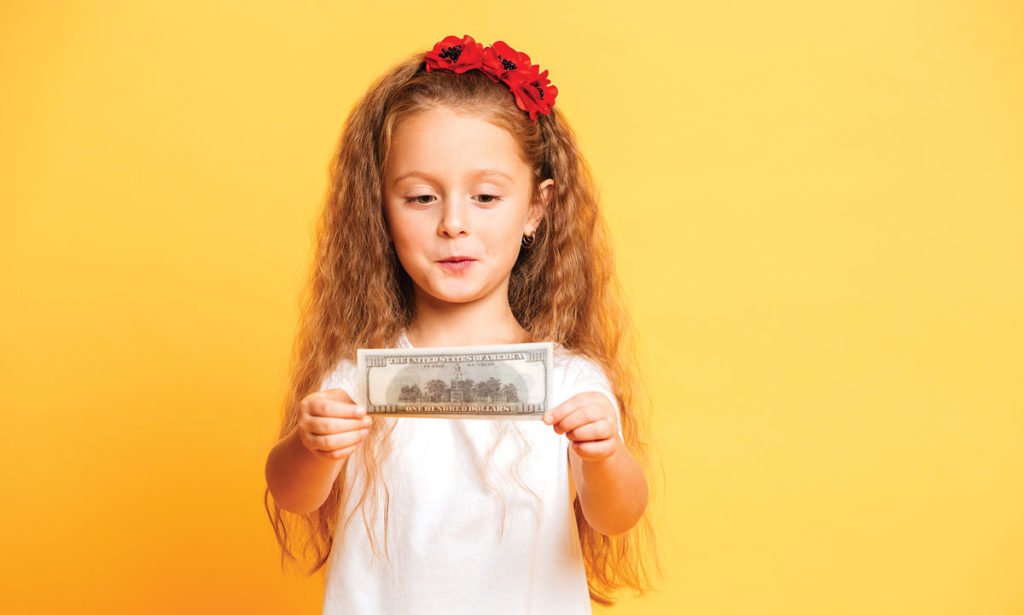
left=382, top=105, right=553, bottom=308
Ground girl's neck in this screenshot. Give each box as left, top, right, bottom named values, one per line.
left=405, top=286, right=532, bottom=348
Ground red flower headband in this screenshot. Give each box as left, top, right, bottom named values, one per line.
left=423, top=35, right=558, bottom=121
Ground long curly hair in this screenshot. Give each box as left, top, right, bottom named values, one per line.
left=265, top=43, right=660, bottom=606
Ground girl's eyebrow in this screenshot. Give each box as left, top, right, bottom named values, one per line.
left=391, top=169, right=513, bottom=185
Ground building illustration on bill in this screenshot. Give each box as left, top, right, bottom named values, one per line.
left=397, top=363, right=521, bottom=404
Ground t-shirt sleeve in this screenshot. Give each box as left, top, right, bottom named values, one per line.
left=569, top=357, right=625, bottom=441
left=317, top=359, right=359, bottom=403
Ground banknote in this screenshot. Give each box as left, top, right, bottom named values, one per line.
left=357, top=342, right=554, bottom=419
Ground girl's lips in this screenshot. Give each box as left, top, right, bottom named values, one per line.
left=438, top=258, right=475, bottom=273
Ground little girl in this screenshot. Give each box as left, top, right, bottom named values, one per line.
left=265, top=34, right=657, bottom=614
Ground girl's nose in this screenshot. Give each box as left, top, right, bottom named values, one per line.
left=438, top=199, right=469, bottom=238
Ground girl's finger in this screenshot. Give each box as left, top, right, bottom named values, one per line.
left=308, top=415, right=373, bottom=436
left=319, top=388, right=357, bottom=405
left=570, top=439, right=616, bottom=459
left=566, top=418, right=614, bottom=442
left=306, top=395, right=365, bottom=419
left=314, top=428, right=369, bottom=451
left=552, top=404, right=605, bottom=435
left=542, top=391, right=601, bottom=425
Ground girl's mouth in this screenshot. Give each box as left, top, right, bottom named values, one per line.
left=438, top=257, right=475, bottom=273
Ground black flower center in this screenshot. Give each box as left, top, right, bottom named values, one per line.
left=530, top=81, right=544, bottom=99
left=440, top=45, right=463, bottom=63
left=498, top=54, right=517, bottom=71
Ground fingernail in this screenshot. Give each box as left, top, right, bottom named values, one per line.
left=356, top=406, right=366, bottom=417
left=542, top=414, right=551, bottom=424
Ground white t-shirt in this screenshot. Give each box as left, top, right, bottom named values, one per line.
left=318, top=330, right=623, bottom=615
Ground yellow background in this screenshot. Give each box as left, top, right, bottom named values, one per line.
left=2, top=1, right=1022, bottom=613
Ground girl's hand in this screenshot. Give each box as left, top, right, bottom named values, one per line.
left=542, top=392, right=621, bottom=462
left=296, top=388, right=372, bottom=462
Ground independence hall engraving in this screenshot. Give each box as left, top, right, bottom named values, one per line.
left=381, top=364, right=539, bottom=415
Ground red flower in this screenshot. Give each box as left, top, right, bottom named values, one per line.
left=423, top=36, right=558, bottom=120
left=507, top=64, right=558, bottom=121
left=424, top=35, right=484, bottom=73
left=481, top=41, right=533, bottom=82
left=482, top=41, right=558, bottom=120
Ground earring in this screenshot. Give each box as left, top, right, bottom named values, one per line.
left=521, top=232, right=535, bottom=248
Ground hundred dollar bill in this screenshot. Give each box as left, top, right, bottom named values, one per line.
left=357, top=342, right=554, bottom=419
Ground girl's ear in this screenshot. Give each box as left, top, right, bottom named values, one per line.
left=527, top=179, right=554, bottom=233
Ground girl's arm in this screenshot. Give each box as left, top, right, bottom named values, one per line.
left=544, top=391, right=649, bottom=535
left=265, top=428, right=344, bottom=515
left=570, top=436, right=648, bottom=535
left=265, top=388, right=369, bottom=515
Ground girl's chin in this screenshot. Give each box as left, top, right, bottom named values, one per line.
left=418, top=281, right=490, bottom=304
left=425, top=290, right=483, bottom=304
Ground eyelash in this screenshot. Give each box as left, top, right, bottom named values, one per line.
left=406, top=195, right=501, bottom=205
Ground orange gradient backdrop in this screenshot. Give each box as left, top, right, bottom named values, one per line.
left=2, top=1, right=1022, bottom=613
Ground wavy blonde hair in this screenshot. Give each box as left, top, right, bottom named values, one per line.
left=265, top=44, right=660, bottom=606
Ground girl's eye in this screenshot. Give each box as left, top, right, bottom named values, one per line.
left=405, top=195, right=501, bottom=205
